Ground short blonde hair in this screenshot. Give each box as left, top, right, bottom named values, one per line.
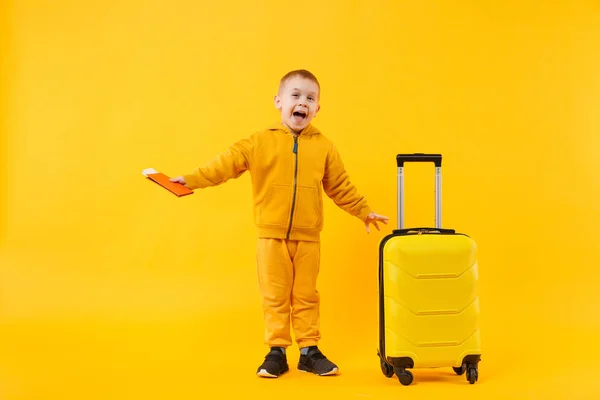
left=279, top=69, right=320, bottom=93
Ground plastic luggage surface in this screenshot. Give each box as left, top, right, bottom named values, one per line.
left=378, top=154, right=481, bottom=386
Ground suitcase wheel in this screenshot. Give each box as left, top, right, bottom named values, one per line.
left=394, top=368, right=414, bottom=386
left=380, top=359, right=394, bottom=378
left=466, top=366, right=478, bottom=384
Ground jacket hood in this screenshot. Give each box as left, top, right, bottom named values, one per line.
left=268, top=122, right=321, bottom=136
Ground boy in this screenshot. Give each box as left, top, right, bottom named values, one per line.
left=170, top=70, right=389, bottom=378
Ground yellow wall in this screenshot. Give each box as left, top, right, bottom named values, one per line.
left=1, top=0, right=599, bottom=398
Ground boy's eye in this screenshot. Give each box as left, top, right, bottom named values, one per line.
left=292, top=94, right=299, bottom=98
left=308, top=97, right=314, bottom=101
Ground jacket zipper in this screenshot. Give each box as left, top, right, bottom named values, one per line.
left=286, top=136, right=299, bottom=239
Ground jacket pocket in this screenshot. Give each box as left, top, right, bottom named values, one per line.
left=293, top=185, right=321, bottom=228
left=259, top=184, right=292, bottom=227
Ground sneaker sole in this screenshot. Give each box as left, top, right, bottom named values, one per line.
left=320, top=367, right=339, bottom=376
left=257, top=369, right=278, bottom=378
left=257, top=366, right=289, bottom=378
left=298, top=365, right=339, bottom=376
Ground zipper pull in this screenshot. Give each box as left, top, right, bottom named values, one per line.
left=293, top=137, right=298, bottom=153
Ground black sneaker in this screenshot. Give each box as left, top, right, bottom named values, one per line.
left=256, top=348, right=289, bottom=378
left=298, top=346, right=339, bottom=376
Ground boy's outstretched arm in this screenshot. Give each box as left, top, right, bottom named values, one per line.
left=170, top=136, right=253, bottom=189
left=323, top=143, right=389, bottom=233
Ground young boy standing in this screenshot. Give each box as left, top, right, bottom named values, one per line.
left=170, top=70, right=389, bottom=377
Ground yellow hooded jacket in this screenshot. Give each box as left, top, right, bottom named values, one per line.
left=183, top=123, right=372, bottom=242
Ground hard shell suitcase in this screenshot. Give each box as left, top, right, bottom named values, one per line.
left=377, top=153, right=482, bottom=385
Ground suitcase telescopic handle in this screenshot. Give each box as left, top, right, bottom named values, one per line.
left=396, top=153, right=442, bottom=167
left=396, top=153, right=442, bottom=230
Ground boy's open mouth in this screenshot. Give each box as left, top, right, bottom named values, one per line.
left=293, top=111, right=307, bottom=123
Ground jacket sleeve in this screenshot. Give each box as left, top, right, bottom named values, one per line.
left=322, top=143, right=372, bottom=222
left=183, top=135, right=253, bottom=189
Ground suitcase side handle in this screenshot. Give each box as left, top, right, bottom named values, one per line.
left=397, top=153, right=442, bottom=230
left=396, top=153, right=442, bottom=167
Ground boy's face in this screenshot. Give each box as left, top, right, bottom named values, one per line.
left=274, top=76, right=320, bottom=134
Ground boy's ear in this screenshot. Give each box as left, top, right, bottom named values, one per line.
left=274, top=95, right=281, bottom=110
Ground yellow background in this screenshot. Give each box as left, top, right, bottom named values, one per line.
left=1, top=0, right=599, bottom=399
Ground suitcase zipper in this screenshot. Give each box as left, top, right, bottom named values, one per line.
left=286, top=136, right=299, bottom=239
left=392, top=228, right=468, bottom=237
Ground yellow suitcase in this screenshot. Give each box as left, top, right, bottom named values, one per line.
left=377, top=154, right=482, bottom=385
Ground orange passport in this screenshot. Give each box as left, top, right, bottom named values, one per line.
left=142, top=168, right=194, bottom=197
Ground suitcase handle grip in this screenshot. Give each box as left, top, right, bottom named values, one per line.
left=396, top=153, right=442, bottom=167
left=393, top=228, right=455, bottom=235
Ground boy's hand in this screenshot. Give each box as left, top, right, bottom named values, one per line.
left=169, top=176, right=187, bottom=186
left=365, top=212, right=389, bottom=233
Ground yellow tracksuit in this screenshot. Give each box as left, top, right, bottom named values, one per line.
left=183, top=122, right=372, bottom=348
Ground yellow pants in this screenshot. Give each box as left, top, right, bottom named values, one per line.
left=256, top=238, right=321, bottom=349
